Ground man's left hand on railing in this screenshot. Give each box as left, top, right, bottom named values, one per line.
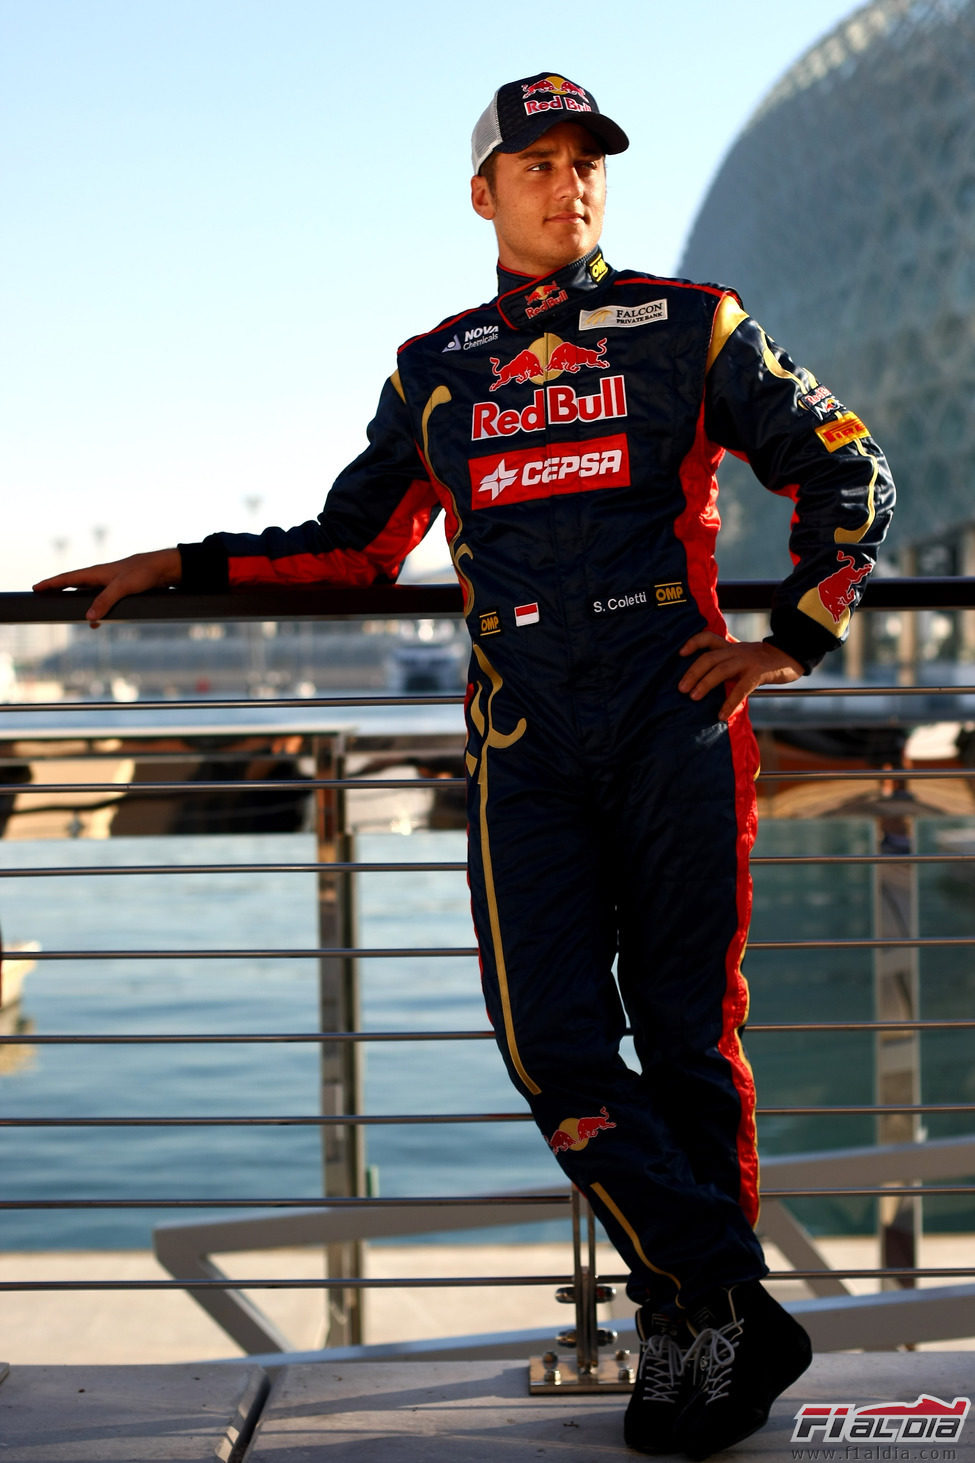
left=678, top=632, right=803, bottom=721
left=33, top=548, right=183, bottom=627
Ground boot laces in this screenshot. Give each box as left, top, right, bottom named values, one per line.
left=685, top=1319, right=742, bottom=1404
left=635, top=1326, right=685, bottom=1404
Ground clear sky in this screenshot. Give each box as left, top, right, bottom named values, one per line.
left=3, top=0, right=864, bottom=591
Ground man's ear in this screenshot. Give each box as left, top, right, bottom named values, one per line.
left=470, top=173, right=495, bottom=221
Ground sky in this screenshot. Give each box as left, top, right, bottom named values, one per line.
left=2, top=0, right=867, bottom=592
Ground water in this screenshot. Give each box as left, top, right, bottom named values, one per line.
left=1, top=819, right=973, bottom=1251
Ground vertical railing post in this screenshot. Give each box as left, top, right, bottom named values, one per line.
left=313, top=730, right=365, bottom=1345
left=873, top=784, right=922, bottom=1288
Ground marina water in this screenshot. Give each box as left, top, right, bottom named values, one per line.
left=1, top=818, right=973, bottom=1252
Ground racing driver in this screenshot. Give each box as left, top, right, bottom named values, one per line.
left=35, top=72, right=895, bottom=1458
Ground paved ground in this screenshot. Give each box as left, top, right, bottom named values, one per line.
left=0, top=1353, right=973, bottom=1463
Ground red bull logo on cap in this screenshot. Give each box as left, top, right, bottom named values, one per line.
left=549, top=1106, right=616, bottom=1154
left=521, top=75, right=593, bottom=118
left=521, top=75, right=589, bottom=98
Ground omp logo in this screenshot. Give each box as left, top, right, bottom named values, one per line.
left=472, top=374, right=626, bottom=440
left=478, top=609, right=501, bottom=636
left=792, top=1395, right=970, bottom=1447
left=470, top=434, right=630, bottom=507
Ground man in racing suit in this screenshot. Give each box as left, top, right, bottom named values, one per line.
left=35, top=72, right=894, bottom=1458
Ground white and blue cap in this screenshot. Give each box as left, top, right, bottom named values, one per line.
left=471, top=72, right=629, bottom=175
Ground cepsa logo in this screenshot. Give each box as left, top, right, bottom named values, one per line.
left=470, top=434, right=629, bottom=508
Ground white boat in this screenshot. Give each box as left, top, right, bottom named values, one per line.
left=0, top=939, right=39, bottom=1009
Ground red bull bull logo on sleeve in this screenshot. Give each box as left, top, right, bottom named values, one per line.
left=817, top=549, right=873, bottom=623
left=549, top=1106, right=617, bottom=1154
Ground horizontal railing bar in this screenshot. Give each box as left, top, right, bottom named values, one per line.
left=3, top=1187, right=973, bottom=1210
left=757, top=768, right=975, bottom=782
left=0, top=1276, right=571, bottom=1292
left=0, top=862, right=471, bottom=878
left=10, top=778, right=466, bottom=795
left=0, top=695, right=462, bottom=714
left=8, top=577, right=975, bottom=626
left=16, top=936, right=975, bottom=961
left=750, top=855, right=975, bottom=866
left=7, top=769, right=975, bottom=798
left=2, top=1266, right=973, bottom=1292
left=16, top=947, right=480, bottom=960
left=0, top=1195, right=571, bottom=1210
left=4, top=1104, right=974, bottom=1127
left=4, top=684, right=975, bottom=718
left=2, top=854, right=974, bottom=880
left=2, top=1019, right=974, bottom=1047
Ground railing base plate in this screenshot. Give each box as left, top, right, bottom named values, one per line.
left=529, top=1354, right=635, bottom=1394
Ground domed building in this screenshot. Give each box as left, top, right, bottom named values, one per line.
left=680, top=0, right=975, bottom=582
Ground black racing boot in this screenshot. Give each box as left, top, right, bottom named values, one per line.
left=676, top=1280, right=812, bottom=1460
left=623, top=1307, right=692, bottom=1454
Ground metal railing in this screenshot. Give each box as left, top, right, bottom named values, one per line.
left=1, top=580, right=974, bottom=1382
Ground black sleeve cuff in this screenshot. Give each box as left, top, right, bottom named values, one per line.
left=765, top=604, right=843, bottom=676
left=176, top=537, right=230, bottom=594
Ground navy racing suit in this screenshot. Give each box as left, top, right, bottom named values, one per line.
left=179, top=245, right=894, bottom=1308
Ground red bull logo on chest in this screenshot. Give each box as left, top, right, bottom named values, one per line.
left=473, top=374, right=626, bottom=441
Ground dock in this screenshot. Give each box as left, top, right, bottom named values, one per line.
left=1, top=1240, right=972, bottom=1460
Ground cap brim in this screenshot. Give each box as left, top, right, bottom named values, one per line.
left=497, top=111, right=629, bottom=158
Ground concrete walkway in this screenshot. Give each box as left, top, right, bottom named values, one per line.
left=1, top=1353, right=973, bottom=1462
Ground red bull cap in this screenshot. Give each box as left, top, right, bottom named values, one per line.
left=471, top=72, right=629, bottom=175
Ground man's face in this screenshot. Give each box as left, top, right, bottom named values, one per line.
left=470, top=122, right=606, bottom=278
